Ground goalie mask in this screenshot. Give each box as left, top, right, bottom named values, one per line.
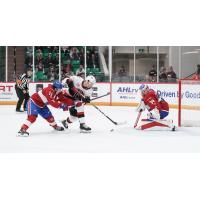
left=139, top=84, right=149, bottom=95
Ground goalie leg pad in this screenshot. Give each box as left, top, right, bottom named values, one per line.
left=140, top=121, right=169, bottom=130
left=139, top=119, right=175, bottom=131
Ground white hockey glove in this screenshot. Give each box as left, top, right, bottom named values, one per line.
left=148, top=108, right=160, bottom=120
left=136, top=100, right=146, bottom=112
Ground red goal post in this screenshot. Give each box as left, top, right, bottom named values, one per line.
left=178, top=79, right=200, bottom=127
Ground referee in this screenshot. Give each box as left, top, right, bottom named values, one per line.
left=15, top=73, right=30, bottom=112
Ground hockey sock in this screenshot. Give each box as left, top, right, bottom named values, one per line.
left=46, top=116, right=57, bottom=128
left=21, top=115, right=37, bottom=131
left=67, top=116, right=77, bottom=123
left=76, top=102, right=85, bottom=124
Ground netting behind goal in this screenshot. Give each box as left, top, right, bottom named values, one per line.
left=178, top=79, right=200, bottom=127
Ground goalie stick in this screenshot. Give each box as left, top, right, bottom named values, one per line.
left=134, top=109, right=142, bottom=128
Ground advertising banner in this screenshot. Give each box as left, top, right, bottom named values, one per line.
left=111, top=83, right=179, bottom=106
left=0, top=82, right=190, bottom=108
left=0, top=83, right=17, bottom=101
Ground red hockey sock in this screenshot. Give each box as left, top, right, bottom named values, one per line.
left=21, top=124, right=29, bottom=131
left=46, top=116, right=57, bottom=128
left=21, top=115, right=37, bottom=131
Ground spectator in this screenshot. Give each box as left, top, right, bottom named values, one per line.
left=148, top=65, right=157, bottom=82
left=52, top=53, right=59, bottom=66
left=63, top=64, right=74, bottom=77
left=166, top=66, right=177, bottom=82
left=70, top=47, right=79, bottom=60
left=47, top=67, right=56, bottom=81
left=79, top=47, right=85, bottom=65
left=27, top=69, right=33, bottom=80
left=145, top=74, right=150, bottom=82
left=76, top=64, right=85, bottom=78
left=118, top=66, right=127, bottom=77
left=192, top=64, right=200, bottom=80
left=44, top=53, right=53, bottom=68
left=88, top=53, right=98, bottom=68
left=35, top=50, right=43, bottom=66
left=159, top=67, right=168, bottom=82
left=37, top=61, right=44, bottom=72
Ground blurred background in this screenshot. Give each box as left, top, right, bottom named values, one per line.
left=1, top=46, right=200, bottom=83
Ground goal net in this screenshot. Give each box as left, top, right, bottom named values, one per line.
left=178, top=79, right=200, bottom=127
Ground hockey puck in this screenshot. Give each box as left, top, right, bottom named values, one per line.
left=110, top=129, right=114, bottom=132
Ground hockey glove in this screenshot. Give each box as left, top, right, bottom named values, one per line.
left=60, top=103, right=68, bottom=111
left=82, top=96, right=91, bottom=103
left=136, top=100, right=146, bottom=112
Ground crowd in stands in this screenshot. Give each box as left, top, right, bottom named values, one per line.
left=61, top=46, right=84, bottom=79
left=26, top=46, right=101, bottom=82
left=12, top=46, right=198, bottom=83
left=146, top=65, right=177, bottom=82
left=113, top=65, right=178, bottom=83
left=86, top=46, right=99, bottom=68
left=61, top=46, right=100, bottom=80
left=34, top=46, right=59, bottom=81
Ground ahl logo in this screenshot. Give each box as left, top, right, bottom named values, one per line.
left=117, top=87, right=138, bottom=93
left=0, top=85, right=13, bottom=93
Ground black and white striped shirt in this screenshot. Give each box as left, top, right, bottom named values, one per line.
left=16, top=73, right=29, bottom=90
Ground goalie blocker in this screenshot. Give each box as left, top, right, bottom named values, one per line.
left=135, top=84, right=176, bottom=131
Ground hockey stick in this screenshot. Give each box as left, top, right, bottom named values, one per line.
left=134, top=110, right=142, bottom=128
left=70, top=90, right=125, bottom=125
left=90, top=92, right=110, bottom=102
left=91, top=103, right=126, bottom=125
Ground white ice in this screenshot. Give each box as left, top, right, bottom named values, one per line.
left=0, top=105, right=200, bottom=153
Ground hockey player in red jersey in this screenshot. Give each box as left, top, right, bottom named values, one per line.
left=60, top=75, right=96, bottom=133
left=135, top=84, right=175, bottom=131
left=17, top=80, right=68, bottom=137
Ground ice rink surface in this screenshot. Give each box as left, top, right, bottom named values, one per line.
left=0, top=105, right=200, bottom=153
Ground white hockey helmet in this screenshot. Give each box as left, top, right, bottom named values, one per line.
left=85, top=75, right=96, bottom=85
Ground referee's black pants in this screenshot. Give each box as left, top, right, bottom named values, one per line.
left=15, top=85, right=27, bottom=111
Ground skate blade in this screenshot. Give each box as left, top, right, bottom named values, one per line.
left=16, top=133, right=29, bottom=137
left=80, top=130, right=92, bottom=133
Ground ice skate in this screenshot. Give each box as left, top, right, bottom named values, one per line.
left=54, top=125, right=64, bottom=131
left=80, top=123, right=91, bottom=133
left=61, top=120, right=68, bottom=129
left=17, top=129, right=29, bottom=137
left=16, top=109, right=24, bottom=113
left=171, top=125, right=176, bottom=131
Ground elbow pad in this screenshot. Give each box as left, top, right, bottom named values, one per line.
left=66, top=79, right=74, bottom=88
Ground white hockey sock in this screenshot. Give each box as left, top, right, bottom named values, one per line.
left=76, top=104, right=85, bottom=124
left=67, top=116, right=77, bottom=123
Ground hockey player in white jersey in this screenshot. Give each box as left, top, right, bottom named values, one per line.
left=61, top=75, right=96, bottom=133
